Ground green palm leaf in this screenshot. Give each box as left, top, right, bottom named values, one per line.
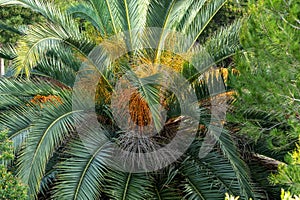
left=0, top=107, right=35, bottom=152
left=34, top=49, right=79, bottom=87
left=16, top=94, right=79, bottom=197
left=187, top=140, right=244, bottom=196
left=182, top=0, right=227, bottom=50
left=68, top=3, right=105, bottom=35
left=205, top=19, right=242, bottom=63
left=209, top=128, right=254, bottom=199
left=185, top=19, right=242, bottom=84
left=0, top=44, right=17, bottom=60
left=53, top=131, right=112, bottom=200
left=0, top=78, right=62, bottom=109
left=0, top=0, right=94, bottom=77
left=180, top=159, right=226, bottom=200
left=149, top=167, right=182, bottom=200
left=13, top=23, right=93, bottom=77
left=0, top=78, right=68, bottom=155
left=105, top=170, right=152, bottom=200
left=150, top=0, right=194, bottom=61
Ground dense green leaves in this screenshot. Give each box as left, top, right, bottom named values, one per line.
left=0, top=130, right=28, bottom=200
left=105, top=171, right=152, bottom=200
left=230, top=0, right=300, bottom=158
left=270, top=141, right=300, bottom=195
left=0, top=5, right=41, bottom=44
left=228, top=0, right=300, bottom=198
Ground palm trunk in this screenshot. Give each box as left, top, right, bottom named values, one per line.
left=0, top=58, right=4, bottom=76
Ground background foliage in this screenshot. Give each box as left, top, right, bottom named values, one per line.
left=0, top=130, right=27, bottom=200
left=228, top=0, right=300, bottom=198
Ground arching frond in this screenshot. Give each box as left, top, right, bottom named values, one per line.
left=148, top=166, right=182, bottom=200
left=183, top=20, right=242, bottom=87
left=0, top=0, right=94, bottom=77
left=0, top=44, right=17, bottom=60
left=208, top=128, right=254, bottom=199
left=68, top=3, right=104, bottom=34
left=53, top=131, right=112, bottom=200
left=204, top=19, right=242, bottom=63
left=183, top=0, right=227, bottom=50
left=187, top=141, right=244, bottom=196
left=180, top=159, right=227, bottom=200
left=104, top=170, right=152, bottom=200
left=34, top=48, right=81, bottom=87
left=149, top=0, right=195, bottom=61
left=13, top=22, right=93, bottom=77
left=0, top=78, right=63, bottom=109
left=0, top=107, right=35, bottom=152
left=16, top=94, right=78, bottom=197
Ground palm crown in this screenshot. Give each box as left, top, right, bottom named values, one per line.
left=0, top=0, right=259, bottom=199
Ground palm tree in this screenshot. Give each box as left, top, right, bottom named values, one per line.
left=0, top=0, right=260, bottom=199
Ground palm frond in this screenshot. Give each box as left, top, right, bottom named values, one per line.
left=68, top=3, right=104, bottom=35
left=199, top=152, right=242, bottom=195
left=149, top=0, right=195, bottom=61
left=208, top=128, right=254, bottom=199
left=182, top=0, right=227, bottom=50
left=34, top=50, right=79, bottom=87
left=0, top=0, right=94, bottom=77
left=82, top=0, right=113, bottom=35
left=0, top=78, right=63, bottom=109
left=148, top=167, right=182, bottom=200
left=46, top=47, right=81, bottom=72
left=184, top=17, right=242, bottom=85
left=0, top=44, right=17, bottom=60
left=187, top=140, right=244, bottom=196
left=0, top=107, right=36, bottom=152
left=39, top=170, right=56, bottom=197
left=180, top=159, right=227, bottom=200
left=0, top=78, right=67, bottom=154
left=105, top=170, right=152, bottom=200
left=147, top=0, right=195, bottom=29
left=16, top=94, right=78, bottom=197
left=204, top=19, right=242, bottom=63
left=175, top=0, right=206, bottom=31
left=13, top=23, right=93, bottom=77
left=53, top=130, right=112, bottom=200
left=93, top=0, right=151, bottom=49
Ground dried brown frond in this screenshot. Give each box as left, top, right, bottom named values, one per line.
left=30, top=94, right=63, bottom=108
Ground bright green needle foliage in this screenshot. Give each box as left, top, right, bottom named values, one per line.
left=227, top=0, right=300, bottom=198
left=0, top=130, right=28, bottom=200
left=0, top=6, right=42, bottom=44
left=230, top=0, right=300, bottom=155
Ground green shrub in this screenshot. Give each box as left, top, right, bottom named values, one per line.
left=0, top=130, right=27, bottom=200
left=270, top=137, right=300, bottom=194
